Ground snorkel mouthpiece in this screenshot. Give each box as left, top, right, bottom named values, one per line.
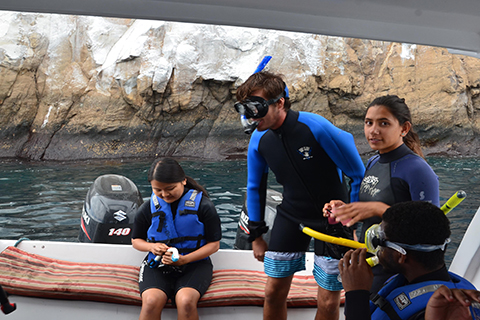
left=240, top=115, right=258, bottom=134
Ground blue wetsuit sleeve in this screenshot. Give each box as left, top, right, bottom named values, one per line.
left=298, top=112, right=365, bottom=202
left=396, top=156, right=440, bottom=206
left=246, top=130, right=269, bottom=222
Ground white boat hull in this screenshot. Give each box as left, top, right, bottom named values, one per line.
left=0, top=239, right=323, bottom=320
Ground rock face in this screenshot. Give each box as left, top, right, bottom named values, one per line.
left=1, top=11, right=480, bottom=161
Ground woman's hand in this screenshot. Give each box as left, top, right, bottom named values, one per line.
left=328, top=201, right=389, bottom=227
left=323, top=200, right=345, bottom=217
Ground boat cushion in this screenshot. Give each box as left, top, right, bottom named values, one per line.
left=0, top=246, right=345, bottom=307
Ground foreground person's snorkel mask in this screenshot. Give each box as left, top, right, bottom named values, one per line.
left=364, top=223, right=451, bottom=256
left=234, top=56, right=290, bottom=134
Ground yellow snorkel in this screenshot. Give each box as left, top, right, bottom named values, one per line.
left=301, top=191, right=466, bottom=267
left=300, top=224, right=378, bottom=266
left=440, top=190, right=466, bottom=214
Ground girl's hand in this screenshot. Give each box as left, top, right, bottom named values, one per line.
left=162, top=247, right=182, bottom=265
left=150, top=242, right=169, bottom=256
left=329, top=202, right=389, bottom=227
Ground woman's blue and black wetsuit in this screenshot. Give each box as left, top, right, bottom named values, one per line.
left=358, top=143, right=439, bottom=293
left=247, top=109, right=365, bottom=257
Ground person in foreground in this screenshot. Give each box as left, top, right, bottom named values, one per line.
left=0, top=285, right=16, bottom=314
left=235, top=71, right=365, bottom=320
left=339, top=201, right=476, bottom=320
left=324, top=95, right=439, bottom=293
left=132, top=158, right=222, bottom=320
left=425, top=285, right=480, bottom=320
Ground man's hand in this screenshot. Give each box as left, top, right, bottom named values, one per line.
left=338, top=248, right=373, bottom=292
left=252, top=237, right=268, bottom=262
left=425, top=285, right=480, bottom=320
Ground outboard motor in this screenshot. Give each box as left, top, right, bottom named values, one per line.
left=234, top=189, right=282, bottom=250
left=79, top=174, right=143, bottom=244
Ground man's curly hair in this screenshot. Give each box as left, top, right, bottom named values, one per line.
left=383, top=201, right=450, bottom=270
left=235, top=71, right=291, bottom=110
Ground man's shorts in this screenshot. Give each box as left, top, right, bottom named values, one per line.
left=139, top=257, right=213, bottom=302
left=264, top=213, right=343, bottom=291
left=264, top=252, right=343, bottom=291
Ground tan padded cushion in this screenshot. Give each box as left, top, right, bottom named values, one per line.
left=0, top=246, right=344, bottom=307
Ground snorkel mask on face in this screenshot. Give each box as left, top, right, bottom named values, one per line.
left=364, top=223, right=451, bottom=256
left=234, top=56, right=290, bottom=134
left=234, top=94, right=284, bottom=133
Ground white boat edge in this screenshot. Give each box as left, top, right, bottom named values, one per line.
left=0, top=239, right=326, bottom=320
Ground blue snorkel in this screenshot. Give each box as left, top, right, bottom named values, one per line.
left=253, top=56, right=289, bottom=99
left=253, top=56, right=272, bottom=73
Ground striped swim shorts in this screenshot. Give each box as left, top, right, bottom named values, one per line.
left=264, top=251, right=305, bottom=278
left=264, top=251, right=342, bottom=291
left=313, top=255, right=343, bottom=291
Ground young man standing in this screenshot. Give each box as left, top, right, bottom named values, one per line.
left=235, top=71, right=365, bottom=320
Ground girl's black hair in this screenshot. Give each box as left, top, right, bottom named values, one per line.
left=147, top=158, right=209, bottom=197
left=368, top=95, right=425, bottom=159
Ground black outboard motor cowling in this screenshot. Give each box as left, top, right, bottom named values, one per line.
left=79, top=174, right=143, bottom=244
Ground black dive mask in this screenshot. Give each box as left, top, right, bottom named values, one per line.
left=234, top=94, right=283, bottom=119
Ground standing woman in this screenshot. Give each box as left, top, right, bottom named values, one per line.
left=324, top=95, right=439, bottom=293
left=132, top=158, right=221, bottom=320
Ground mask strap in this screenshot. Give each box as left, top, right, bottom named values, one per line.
left=386, top=238, right=451, bottom=254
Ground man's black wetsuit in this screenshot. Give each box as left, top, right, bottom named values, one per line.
left=247, top=109, right=365, bottom=256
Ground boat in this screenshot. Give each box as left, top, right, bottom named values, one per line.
left=0, top=0, right=479, bottom=59
left=1, top=0, right=480, bottom=319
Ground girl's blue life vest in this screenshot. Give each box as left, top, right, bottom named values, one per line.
left=146, top=189, right=206, bottom=266
left=370, top=271, right=476, bottom=320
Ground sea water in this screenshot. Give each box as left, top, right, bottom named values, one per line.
left=0, top=157, right=479, bottom=266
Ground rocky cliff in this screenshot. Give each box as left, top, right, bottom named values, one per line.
left=1, top=11, right=480, bottom=161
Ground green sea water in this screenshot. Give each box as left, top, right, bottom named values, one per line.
left=0, top=157, right=479, bottom=266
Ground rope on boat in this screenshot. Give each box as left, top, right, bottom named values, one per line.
left=14, top=238, right=30, bottom=247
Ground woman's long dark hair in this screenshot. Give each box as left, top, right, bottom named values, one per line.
left=147, top=158, right=209, bottom=197
left=368, top=95, right=425, bottom=159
